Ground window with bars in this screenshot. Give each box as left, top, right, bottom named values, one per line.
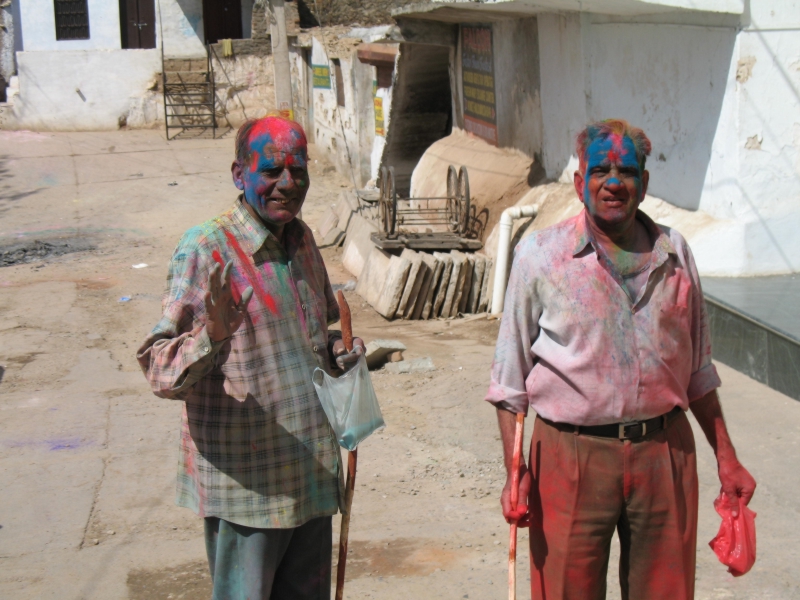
left=54, top=0, right=91, bottom=41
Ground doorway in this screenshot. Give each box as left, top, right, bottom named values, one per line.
left=119, top=0, right=156, bottom=49
left=203, top=0, right=243, bottom=44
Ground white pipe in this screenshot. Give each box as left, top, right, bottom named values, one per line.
left=491, top=205, right=538, bottom=315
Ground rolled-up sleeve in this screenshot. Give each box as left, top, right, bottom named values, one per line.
left=137, top=231, right=223, bottom=399
left=683, top=243, right=721, bottom=401
left=485, top=244, right=542, bottom=415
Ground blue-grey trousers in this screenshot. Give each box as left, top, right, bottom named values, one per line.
left=204, top=516, right=332, bottom=600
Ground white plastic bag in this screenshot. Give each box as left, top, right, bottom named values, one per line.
left=313, top=354, right=385, bottom=451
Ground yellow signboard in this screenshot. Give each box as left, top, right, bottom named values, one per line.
left=374, top=96, right=385, bottom=137
left=313, top=64, right=331, bottom=89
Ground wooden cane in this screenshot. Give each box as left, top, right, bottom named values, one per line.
left=335, top=290, right=357, bottom=600
left=508, top=412, right=525, bottom=600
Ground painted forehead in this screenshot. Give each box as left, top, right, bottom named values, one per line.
left=585, top=134, right=639, bottom=168
left=248, top=119, right=308, bottom=153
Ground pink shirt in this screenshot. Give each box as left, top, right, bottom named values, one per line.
left=485, top=210, right=720, bottom=426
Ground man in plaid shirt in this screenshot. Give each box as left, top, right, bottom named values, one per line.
left=137, top=116, right=365, bottom=600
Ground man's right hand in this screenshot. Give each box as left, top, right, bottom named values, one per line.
left=205, top=261, right=254, bottom=342
left=501, top=462, right=532, bottom=527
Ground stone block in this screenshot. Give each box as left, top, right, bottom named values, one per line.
left=384, top=357, right=436, bottom=374
left=374, top=255, right=411, bottom=319
left=342, top=214, right=379, bottom=278
left=321, top=226, right=345, bottom=247
left=398, top=249, right=426, bottom=319
left=411, top=253, right=439, bottom=320
left=431, top=252, right=453, bottom=318
left=387, top=351, right=404, bottom=362
left=458, top=254, right=475, bottom=314
left=478, top=257, right=494, bottom=313
left=442, top=251, right=466, bottom=318
left=365, top=338, right=407, bottom=369
left=317, top=206, right=339, bottom=239
left=337, top=189, right=359, bottom=232
left=356, top=247, right=391, bottom=306
left=468, top=254, right=487, bottom=313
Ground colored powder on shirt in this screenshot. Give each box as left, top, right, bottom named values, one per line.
left=223, top=230, right=278, bottom=314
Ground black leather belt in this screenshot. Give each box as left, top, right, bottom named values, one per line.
left=541, top=406, right=683, bottom=441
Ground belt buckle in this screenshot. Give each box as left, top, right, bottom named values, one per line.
left=619, top=422, right=646, bottom=440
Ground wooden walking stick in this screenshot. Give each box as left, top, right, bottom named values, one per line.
left=508, top=412, right=525, bottom=600
left=335, top=290, right=357, bottom=600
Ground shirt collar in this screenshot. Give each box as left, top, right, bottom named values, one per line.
left=231, top=196, right=303, bottom=256
left=572, top=208, right=677, bottom=264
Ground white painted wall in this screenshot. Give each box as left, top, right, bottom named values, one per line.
left=537, top=9, right=800, bottom=276
left=159, top=0, right=206, bottom=58
left=310, top=35, right=377, bottom=187
left=9, top=50, right=162, bottom=130
left=19, top=0, right=121, bottom=51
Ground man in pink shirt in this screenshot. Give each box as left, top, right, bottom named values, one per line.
left=486, top=119, right=756, bottom=599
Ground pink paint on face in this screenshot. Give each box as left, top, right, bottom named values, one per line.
left=234, top=118, right=310, bottom=231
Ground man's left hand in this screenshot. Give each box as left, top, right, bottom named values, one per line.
left=332, top=337, right=366, bottom=371
left=718, top=456, right=757, bottom=517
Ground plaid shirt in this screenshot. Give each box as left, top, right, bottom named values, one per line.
left=137, top=198, right=343, bottom=529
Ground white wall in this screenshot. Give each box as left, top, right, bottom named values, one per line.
left=537, top=9, right=800, bottom=276
left=159, top=0, right=206, bottom=58
left=19, top=0, right=121, bottom=51
left=310, top=36, right=376, bottom=187
left=9, top=50, right=162, bottom=130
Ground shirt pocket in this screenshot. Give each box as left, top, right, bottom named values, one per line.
left=656, top=302, right=692, bottom=363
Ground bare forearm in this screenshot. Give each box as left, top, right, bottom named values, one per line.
left=497, top=407, right=521, bottom=473
left=689, top=389, right=737, bottom=462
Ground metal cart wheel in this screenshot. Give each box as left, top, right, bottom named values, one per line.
left=446, top=165, right=461, bottom=233
left=458, top=166, right=471, bottom=235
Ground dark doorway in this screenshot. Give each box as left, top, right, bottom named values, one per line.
left=119, top=0, right=156, bottom=49
left=381, top=43, right=452, bottom=196
left=203, top=0, right=243, bottom=44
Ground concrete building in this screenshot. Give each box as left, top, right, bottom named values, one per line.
left=383, top=0, right=800, bottom=277
left=0, top=0, right=261, bottom=130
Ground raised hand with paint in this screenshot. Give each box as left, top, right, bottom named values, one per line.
left=138, top=115, right=360, bottom=600
left=487, top=119, right=756, bottom=600
left=205, top=261, right=254, bottom=342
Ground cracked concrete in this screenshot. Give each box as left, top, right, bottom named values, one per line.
left=0, top=130, right=798, bottom=600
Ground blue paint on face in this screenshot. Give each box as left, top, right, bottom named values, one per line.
left=583, top=134, right=642, bottom=200
left=237, top=120, right=310, bottom=229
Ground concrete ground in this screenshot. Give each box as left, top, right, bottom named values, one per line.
left=0, top=129, right=798, bottom=600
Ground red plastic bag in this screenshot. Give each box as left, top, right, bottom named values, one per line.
left=708, top=492, right=757, bottom=576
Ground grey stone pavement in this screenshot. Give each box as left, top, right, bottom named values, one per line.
left=0, top=130, right=798, bottom=599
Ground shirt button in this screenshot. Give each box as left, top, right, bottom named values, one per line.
left=202, top=346, right=210, bottom=353
left=302, top=304, right=307, bottom=310
left=313, top=345, right=319, bottom=352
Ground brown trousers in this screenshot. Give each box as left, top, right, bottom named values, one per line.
left=528, top=411, right=698, bottom=600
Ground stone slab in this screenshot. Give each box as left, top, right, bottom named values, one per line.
left=374, top=254, right=411, bottom=319
left=398, top=249, right=426, bottom=319
left=412, top=253, right=439, bottom=320
left=365, top=338, right=407, bottom=369
left=431, top=252, right=453, bottom=319
left=442, top=251, right=466, bottom=318
left=384, top=356, right=436, bottom=374
left=478, top=257, right=493, bottom=313
left=321, top=226, right=345, bottom=247
left=467, top=254, right=486, bottom=313
left=355, top=247, right=391, bottom=307
left=336, top=189, right=359, bottom=232
left=458, top=254, right=475, bottom=315
left=342, top=214, right=379, bottom=278
left=317, top=206, right=339, bottom=239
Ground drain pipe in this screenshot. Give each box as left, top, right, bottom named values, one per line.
left=491, top=205, right=538, bottom=315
